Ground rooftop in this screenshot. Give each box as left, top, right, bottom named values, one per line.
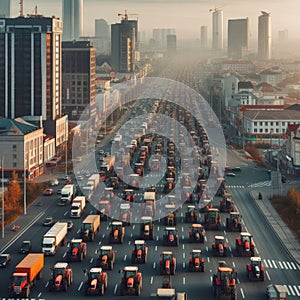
left=0, top=118, right=39, bottom=136
left=244, top=109, right=300, bottom=120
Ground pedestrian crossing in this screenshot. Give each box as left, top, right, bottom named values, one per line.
left=226, top=185, right=245, bottom=189
left=284, top=285, right=300, bottom=297
left=248, top=180, right=271, bottom=188
left=263, top=258, right=300, bottom=271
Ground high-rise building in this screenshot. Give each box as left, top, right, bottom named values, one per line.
left=258, top=11, right=271, bottom=60
left=62, top=41, right=96, bottom=120
left=167, top=34, right=177, bottom=55
left=94, top=18, right=110, bottom=55
left=278, top=29, right=288, bottom=44
left=0, top=0, right=10, bottom=18
left=0, top=16, right=63, bottom=120
left=62, top=0, right=83, bottom=41
left=111, top=15, right=138, bottom=73
left=152, top=28, right=175, bottom=50
left=212, top=9, right=223, bottom=50
left=200, top=26, right=208, bottom=49
left=228, top=18, right=249, bottom=58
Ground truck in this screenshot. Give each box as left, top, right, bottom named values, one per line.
left=70, top=196, right=86, bottom=218
left=9, top=253, right=44, bottom=298
left=87, top=174, right=100, bottom=190
left=99, top=156, right=115, bottom=180
left=42, top=222, right=68, bottom=255
left=61, top=184, right=75, bottom=204
left=266, top=284, right=288, bottom=300
left=81, top=214, right=100, bottom=242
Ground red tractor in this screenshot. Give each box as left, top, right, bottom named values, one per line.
left=226, top=212, right=242, bottom=232
left=96, top=246, right=115, bottom=270
left=49, top=262, right=73, bottom=292
left=189, top=224, right=205, bottom=243
left=185, top=205, right=198, bottom=223
left=120, top=266, right=142, bottom=296
left=83, top=268, right=108, bottom=296
left=140, top=216, right=154, bottom=240
left=164, top=178, right=175, bottom=194
left=236, top=232, right=255, bottom=257
left=212, top=263, right=237, bottom=300
left=163, top=227, right=179, bottom=246
left=246, top=257, right=265, bottom=281
left=120, top=203, right=132, bottom=226
left=131, top=240, right=148, bottom=264
left=159, top=251, right=176, bottom=275
left=212, top=236, right=228, bottom=257
left=66, top=239, right=87, bottom=262
left=203, top=208, right=221, bottom=230
left=123, top=189, right=135, bottom=203
left=109, top=222, right=125, bottom=244
left=188, top=250, right=205, bottom=272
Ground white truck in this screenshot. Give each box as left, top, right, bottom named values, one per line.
left=61, top=184, right=75, bottom=204
left=70, top=196, right=86, bottom=218
left=42, top=222, right=68, bottom=255
left=87, top=174, right=100, bottom=190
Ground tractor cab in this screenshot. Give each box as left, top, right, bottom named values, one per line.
left=164, top=178, right=175, bottom=193
left=226, top=212, right=242, bottom=232
left=134, top=163, right=144, bottom=176
left=189, top=224, right=205, bottom=243
left=248, top=257, right=264, bottom=280
left=163, top=227, right=179, bottom=246
left=128, top=174, right=140, bottom=189
left=140, top=216, right=154, bottom=240
left=120, top=203, right=132, bottom=226
left=103, top=187, right=114, bottom=201
left=165, top=204, right=176, bottom=226
left=204, top=208, right=221, bottom=230
left=123, top=189, right=135, bottom=203
left=188, top=249, right=205, bottom=272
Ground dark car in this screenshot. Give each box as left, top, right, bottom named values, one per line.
left=0, top=254, right=11, bottom=267
left=231, top=167, right=241, bottom=172
left=43, top=216, right=54, bottom=226
left=19, top=241, right=32, bottom=254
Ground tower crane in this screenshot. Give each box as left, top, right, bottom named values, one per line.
left=209, top=6, right=224, bottom=13
left=117, top=9, right=138, bottom=21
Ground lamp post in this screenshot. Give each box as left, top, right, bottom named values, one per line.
left=65, top=140, right=68, bottom=178
left=1, top=156, right=4, bottom=238
left=23, top=153, right=27, bottom=215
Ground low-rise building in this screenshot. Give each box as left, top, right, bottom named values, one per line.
left=285, top=124, right=300, bottom=176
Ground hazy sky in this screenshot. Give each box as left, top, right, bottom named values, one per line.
left=10, top=0, right=300, bottom=44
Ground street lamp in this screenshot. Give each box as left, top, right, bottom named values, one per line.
left=23, top=152, right=27, bottom=215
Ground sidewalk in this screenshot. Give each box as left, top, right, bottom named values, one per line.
left=249, top=188, right=300, bottom=264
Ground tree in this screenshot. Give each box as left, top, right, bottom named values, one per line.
left=6, top=171, right=22, bottom=207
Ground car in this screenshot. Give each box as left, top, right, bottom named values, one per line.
left=99, top=150, right=104, bottom=155
left=57, top=189, right=62, bottom=195
left=226, top=172, right=236, bottom=177
left=43, top=216, right=54, bottom=226
left=77, top=175, right=84, bottom=181
left=43, top=188, right=53, bottom=196
left=19, top=241, right=32, bottom=254
left=224, top=166, right=231, bottom=172
left=50, top=179, right=59, bottom=186
left=231, top=167, right=241, bottom=172
left=0, top=254, right=11, bottom=267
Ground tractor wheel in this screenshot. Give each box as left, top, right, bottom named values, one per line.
left=202, top=264, right=205, bottom=272
left=248, top=270, right=253, bottom=281
left=99, top=283, right=105, bottom=296
left=64, top=281, right=68, bottom=292
left=144, top=254, right=147, bottom=264
left=231, top=286, right=237, bottom=300
left=136, top=285, right=141, bottom=296
left=24, top=286, right=30, bottom=298
left=260, top=271, right=265, bottom=281
left=171, top=265, right=176, bottom=275
left=80, top=252, right=84, bottom=262
left=110, top=260, right=114, bottom=270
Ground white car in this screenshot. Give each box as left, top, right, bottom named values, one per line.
left=226, top=172, right=236, bottom=177
left=51, top=178, right=59, bottom=186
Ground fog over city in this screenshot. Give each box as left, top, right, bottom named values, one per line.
left=10, top=0, right=300, bottom=45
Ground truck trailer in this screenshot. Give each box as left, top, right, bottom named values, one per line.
left=9, top=253, right=44, bottom=298
left=70, top=196, right=86, bottom=218
left=42, top=222, right=68, bottom=255
left=61, top=184, right=75, bottom=204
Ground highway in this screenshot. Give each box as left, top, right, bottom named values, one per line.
left=0, top=54, right=299, bottom=300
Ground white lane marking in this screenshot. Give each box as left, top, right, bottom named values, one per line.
left=278, top=261, right=283, bottom=269
left=130, top=233, right=133, bottom=238
left=272, top=260, right=278, bottom=269
left=232, top=261, right=235, bottom=268
left=90, top=258, right=93, bottom=263
left=183, top=262, right=185, bottom=269
left=210, top=276, right=213, bottom=283
left=64, top=211, right=68, bottom=216
left=63, top=252, right=66, bottom=258
left=38, top=292, right=42, bottom=298
left=156, top=236, right=159, bottom=241
left=45, top=281, right=49, bottom=288
left=297, top=264, right=300, bottom=270
left=242, top=219, right=245, bottom=225
left=89, top=210, right=93, bottom=214
left=95, top=250, right=98, bottom=254
left=133, top=225, right=135, bottom=229
left=182, top=227, right=184, bottom=232
left=245, top=226, right=248, bottom=232
left=263, top=259, right=268, bottom=268
left=182, top=244, right=185, bottom=250
left=150, top=276, right=153, bottom=284
left=204, top=236, right=207, bottom=242
left=67, top=242, right=70, bottom=247
left=77, top=229, right=80, bottom=234
left=266, top=270, right=271, bottom=281
left=155, top=246, right=158, bottom=251
left=288, top=285, right=295, bottom=296
left=183, top=277, right=186, bottom=285
left=282, top=261, right=288, bottom=269
left=240, top=288, right=245, bottom=299
left=106, top=225, right=109, bottom=230
left=98, top=241, right=102, bottom=245
left=153, top=262, right=156, bottom=269
left=287, top=261, right=292, bottom=270
left=102, top=234, right=105, bottom=238
left=207, top=257, right=210, bottom=263
left=183, top=252, right=185, bottom=259
left=284, top=285, right=291, bottom=296
left=124, top=255, right=127, bottom=261
left=128, top=241, right=131, bottom=245
left=114, top=284, right=118, bottom=294
left=223, top=230, right=226, bottom=235
left=78, top=281, right=83, bottom=291
left=267, top=259, right=272, bottom=268
left=293, top=285, right=300, bottom=297
left=237, top=278, right=240, bottom=284
left=291, top=262, right=297, bottom=270
left=226, top=238, right=228, bottom=244
left=206, top=246, right=208, bottom=251
left=157, top=226, right=160, bottom=231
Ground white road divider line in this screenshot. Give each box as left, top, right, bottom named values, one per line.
left=282, top=261, right=288, bottom=269
left=77, top=229, right=80, bottom=234
left=266, top=270, right=271, bottom=281
left=278, top=261, right=283, bottom=269
left=156, top=236, right=159, bottom=241
left=102, top=234, right=105, bottom=238
left=288, top=285, right=295, bottom=296
left=182, top=235, right=184, bottom=240
left=232, top=261, right=235, bottom=268
left=183, top=277, right=185, bottom=285
left=293, top=285, right=300, bottom=297
left=240, top=288, right=245, bottom=299
left=157, top=226, right=160, bottom=231
left=153, top=262, right=156, bottom=269
left=133, top=225, right=135, bottom=230
left=183, top=252, right=185, bottom=259
left=155, top=246, right=158, bottom=251
left=98, top=241, right=101, bottom=245
left=207, top=257, right=210, bottom=263
left=114, top=284, right=118, bottom=295
left=237, top=278, right=240, bottom=284
left=63, top=252, right=66, bottom=258
left=38, top=292, right=42, bottom=297
left=263, top=259, right=268, bottom=268
left=223, top=230, right=226, bottom=235
left=267, top=259, right=272, bottom=268
left=204, top=236, right=207, bottom=242
left=284, top=285, right=291, bottom=296
left=45, top=281, right=49, bottom=288
left=206, top=246, right=208, bottom=251
left=182, top=227, right=184, bottom=232
left=183, top=262, right=185, bottom=269
left=64, top=211, right=68, bottom=216
left=210, top=276, right=213, bottom=283
left=90, top=258, right=93, bottom=263
left=226, top=238, right=228, bottom=243
left=78, top=281, right=83, bottom=291
left=182, top=244, right=185, bottom=250
left=291, top=262, right=297, bottom=270
left=150, top=276, right=153, bottom=284
left=124, top=255, right=127, bottom=261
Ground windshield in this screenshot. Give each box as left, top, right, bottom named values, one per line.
left=163, top=254, right=171, bottom=260
left=42, top=243, right=53, bottom=248
left=125, top=271, right=136, bottom=278
left=54, top=268, right=65, bottom=276
left=220, top=271, right=232, bottom=280
left=13, top=276, right=27, bottom=284
left=83, top=224, right=91, bottom=230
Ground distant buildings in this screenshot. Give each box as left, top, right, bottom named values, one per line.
left=167, top=34, right=177, bottom=55
left=258, top=11, right=272, bottom=60
left=94, top=18, right=110, bottom=55
left=0, top=0, right=10, bottom=18
left=62, top=0, right=83, bottom=41
left=0, top=16, right=63, bottom=121
left=200, top=26, right=208, bottom=49
left=212, top=9, right=223, bottom=50
left=228, top=18, right=249, bottom=59
left=62, top=41, right=96, bottom=120
left=152, top=28, right=176, bottom=50
left=111, top=14, right=138, bottom=73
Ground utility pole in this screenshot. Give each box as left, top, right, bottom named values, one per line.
left=23, top=154, right=27, bottom=215
left=1, top=156, right=4, bottom=239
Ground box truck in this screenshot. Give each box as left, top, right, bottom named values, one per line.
left=70, top=196, right=86, bottom=218
left=61, top=184, right=75, bottom=204
left=81, top=214, right=101, bottom=241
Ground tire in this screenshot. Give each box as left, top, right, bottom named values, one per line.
left=99, top=283, right=105, bottom=296
left=80, top=252, right=84, bottom=262
left=202, top=264, right=205, bottom=272
left=91, top=232, right=95, bottom=241
left=260, top=271, right=265, bottom=281
left=144, top=254, right=147, bottom=264
left=248, top=270, right=253, bottom=281
left=24, top=286, right=30, bottom=298
left=110, top=260, right=114, bottom=270
left=64, top=281, right=68, bottom=292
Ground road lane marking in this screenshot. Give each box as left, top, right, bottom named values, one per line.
left=38, top=292, right=42, bottom=297
left=114, top=284, right=118, bottom=294
left=95, top=250, right=98, bottom=254
left=272, top=260, right=278, bottom=269
left=232, top=261, right=235, bottom=268
left=263, top=259, right=268, bottom=268
left=183, top=277, right=185, bottom=285
left=77, top=229, right=80, bottom=234
left=124, top=255, right=127, bottom=261
left=130, top=233, right=133, bottom=238
left=153, top=262, right=156, bottom=269
left=225, top=237, right=228, bottom=243
left=245, top=226, right=248, bottom=232
left=293, top=286, right=300, bottom=297
left=223, top=230, right=226, bottom=235
left=102, top=234, right=105, bottom=238
left=284, top=285, right=291, bottom=296
left=182, top=235, right=184, bottom=240
left=90, top=258, right=93, bottom=263
left=240, top=288, right=245, bottom=299
left=106, top=225, right=109, bottom=230
left=210, top=276, right=213, bottom=283
left=267, top=259, right=272, bottom=268
left=183, top=252, right=185, bottom=259
left=63, top=252, right=66, bottom=258
left=183, top=262, right=185, bottom=269
left=278, top=261, right=283, bottom=269
left=207, top=257, right=210, bottom=263
left=237, top=278, right=240, bottom=284
left=128, top=241, right=131, bottom=245
left=45, top=281, right=49, bottom=288
left=78, top=281, right=83, bottom=291
left=133, top=225, right=135, bottom=229
left=156, top=236, right=159, bottom=241
left=182, top=227, right=184, bottom=232
left=266, top=270, right=271, bottom=280
left=287, top=261, right=292, bottom=269
left=89, top=210, right=93, bottom=214
left=206, top=246, right=208, bottom=251
left=291, top=262, right=297, bottom=270
left=288, top=285, right=295, bottom=296
left=64, top=211, right=68, bottom=216
left=157, top=226, right=160, bottom=231
left=282, top=261, right=287, bottom=269
left=182, top=244, right=185, bottom=250
left=155, top=246, right=158, bottom=251
left=150, top=276, right=153, bottom=284
left=98, top=241, right=101, bottom=245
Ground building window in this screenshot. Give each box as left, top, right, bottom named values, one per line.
left=276, top=122, right=279, bottom=126
left=254, top=122, right=257, bottom=126
left=265, top=128, right=268, bottom=133
left=13, top=154, right=17, bottom=159
left=270, top=122, right=273, bottom=126
left=13, top=162, right=17, bottom=168
left=282, top=122, right=285, bottom=126
left=254, top=129, right=257, bottom=133
left=260, top=122, right=263, bottom=126
left=276, top=129, right=279, bottom=133
left=259, top=129, right=263, bottom=133
left=265, top=122, right=268, bottom=126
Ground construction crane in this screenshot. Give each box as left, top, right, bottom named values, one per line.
left=209, top=6, right=224, bottom=13
left=19, top=0, right=24, bottom=17
left=117, top=9, right=138, bottom=21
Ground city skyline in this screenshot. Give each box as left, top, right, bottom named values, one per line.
left=7, top=0, right=300, bottom=44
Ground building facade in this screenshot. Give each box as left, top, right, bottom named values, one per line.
left=167, top=34, right=177, bottom=55
left=0, top=16, right=63, bottom=121
left=200, top=26, right=208, bottom=49
left=62, top=41, right=96, bottom=120
left=258, top=11, right=272, bottom=60
left=212, top=9, right=223, bottom=50
left=111, top=17, right=138, bottom=73
left=228, top=18, right=249, bottom=58
left=0, top=0, right=10, bottom=18
left=62, top=0, right=83, bottom=41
